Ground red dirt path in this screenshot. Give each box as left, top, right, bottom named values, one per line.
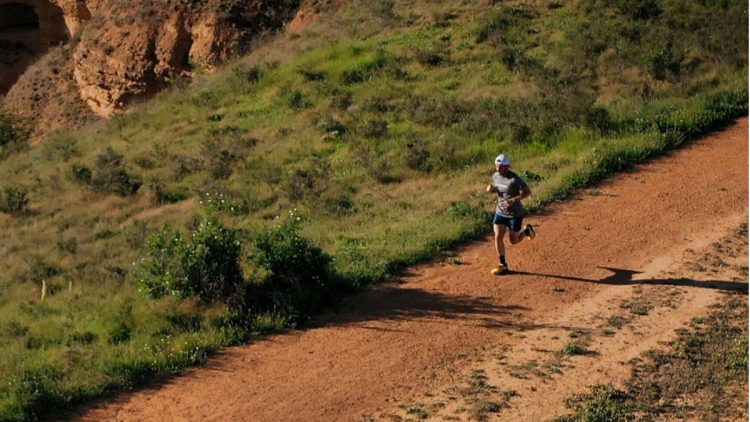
left=76, top=119, right=748, bottom=421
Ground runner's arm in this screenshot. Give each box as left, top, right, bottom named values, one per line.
left=507, top=186, right=531, bottom=205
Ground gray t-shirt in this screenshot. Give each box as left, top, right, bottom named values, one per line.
left=492, top=170, right=528, bottom=217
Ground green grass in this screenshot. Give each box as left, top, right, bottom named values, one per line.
left=0, top=0, right=747, bottom=419
left=561, top=342, right=587, bottom=356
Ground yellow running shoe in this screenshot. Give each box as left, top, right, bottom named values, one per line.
left=491, top=263, right=508, bottom=275
left=523, top=223, right=536, bottom=240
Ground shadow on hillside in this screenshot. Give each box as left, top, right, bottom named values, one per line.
left=506, top=266, right=748, bottom=293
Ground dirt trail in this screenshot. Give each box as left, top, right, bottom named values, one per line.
left=76, top=119, right=748, bottom=422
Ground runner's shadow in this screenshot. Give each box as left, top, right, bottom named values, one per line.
left=308, top=284, right=596, bottom=334
left=507, top=267, right=747, bottom=293
left=313, top=285, right=535, bottom=330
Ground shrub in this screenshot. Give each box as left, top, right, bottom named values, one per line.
left=171, top=154, right=204, bottom=180
left=202, top=138, right=239, bottom=180
left=0, top=112, right=28, bottom=159
left=403, top=141, right=432, bottom=172
left=285, top=156, right=332, bottom=202
left=232, top=64, right=262, bottom=84
left=251, top=210, right=335, bottom=322
left=0, top=186, right=29, bottom=214
left=414, top=48, right=446, bottom=66
left=329, top=90, right=353, bottom=110
left=562, top=342, right=586, bottom=356
left=585, top=106, right=614, bottom=133
left=297, top=68, right=326, bottom=81
left=287, top=89, right=309, bottom=110
left=320, top=190, right=355, bottom=216
left=342, top=69, right=368, bottom=84
left=357, top=118, right=389, bottom=139
left=320, top=116, right=348, bottom=137
left=91, top=148, right=142, bottom=196
left=20, top=257, right=62, bottom=282
left=15, top=365, right=68, bottom=420
left=135, top=218, right=245, bottom=305
left=70, top=164, right=92, bottom=184
left=153, top=183, right=190, bottom=204
left=615, top=0, right=661, bottom=21
left=646, top=44, right=681, bottom=81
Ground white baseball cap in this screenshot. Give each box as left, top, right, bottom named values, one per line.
left=495, top=154, right=510, bottom=166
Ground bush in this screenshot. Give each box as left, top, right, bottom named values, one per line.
left=70, top=164, right=93, bottom=184
left=251, top=210, right=335, bottom=322
left=285, top=156, right=332, bottom=202
left=615, top=0, right=661, bottom=21
left=646, top=43, right=681, bottom=81
left=287, top=89, right=310, bottom=110
left=91, top=148, right=142, bottom=196
left=136, top=218, right=245, bottom=305
left=0, top=112, right=28, bottom=159
left=153, top=183, right=190, bottom=204
left=297, top=68, right=326, bottom=81
left=0, top=186, right=29, bottom=214
left=357, top=118, right=389, bottom=139
left=232, top=64, right=262, bottom=84
left=15, top=365, right=68, bottom=421
left=201, top=130, right=254, bottom=180
left=414, top=48, right=446, bottom=67
left=403, top=141, right=432, bottom=172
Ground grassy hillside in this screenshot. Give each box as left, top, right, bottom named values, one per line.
left=0, top=0, right=746, bottom=419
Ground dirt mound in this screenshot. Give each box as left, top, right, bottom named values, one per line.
left=74, top=120, right=747, bottom=421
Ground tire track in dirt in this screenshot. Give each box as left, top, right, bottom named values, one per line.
left=75, top=118, right=748, bottom=422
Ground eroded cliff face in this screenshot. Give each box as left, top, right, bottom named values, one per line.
left=0, top=0, right=70, bottom=93
left=1, top=0, right=300, bottom=140
left=70, top=0, right=299, bottom=117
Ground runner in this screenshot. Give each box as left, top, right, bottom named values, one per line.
left=485, top=153, right=535, bottom=275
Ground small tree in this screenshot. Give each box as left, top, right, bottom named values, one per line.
left=136, top=219, right=244, bottom=304
left=0, top=186, right=29, bottom=214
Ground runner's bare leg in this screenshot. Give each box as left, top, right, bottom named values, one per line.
left=494, top=224, right=506, bottom=259
left=509, top=229, right=525, bottom=245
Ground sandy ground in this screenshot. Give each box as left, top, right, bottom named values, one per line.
left=75, top=118, right=748, bottom=422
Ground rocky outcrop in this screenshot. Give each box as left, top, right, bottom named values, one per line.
left=54, top=0, right=99, bottom=36
left=71, top=0, right=298, bottom=117
left=0, top=0, right=70, bottom=93
left=2, top=0, right=300, bottom=140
